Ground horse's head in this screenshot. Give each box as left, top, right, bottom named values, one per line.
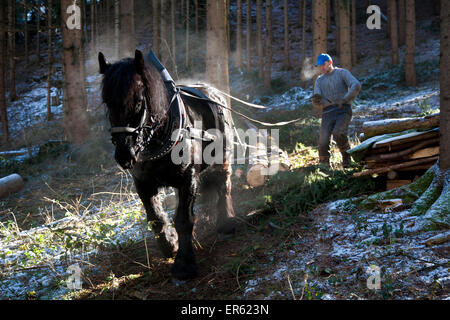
left=99, top=50, right=168, bottom=169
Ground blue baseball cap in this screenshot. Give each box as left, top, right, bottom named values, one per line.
left=315, top=53, right=332, bottom=66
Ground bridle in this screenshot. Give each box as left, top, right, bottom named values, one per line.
left=108, top=81, right=186, bottom=162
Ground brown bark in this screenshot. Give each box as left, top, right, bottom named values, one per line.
left=23, top=0, right=28, bottom=65
left=334, top=0, right=340, bottom=57
left=90, top=0, right=95, bottom=52
left=354, top=156, right=439, bottom=177
left=298, top=0, right=303, bottom=27
left=8, top=0, right=16, bottom=101
left=338, top=0, right=351, bottom=70
left=283, top=0, right=291, bottom=69
left=246, top=0, right=251, bottom=70
left=236, top=0, right=243, bottom=68
left=206, top=0, right=230, bottom=96
left=351, top=0, right=357, bottom=65
left=37, top=0, right=41, bottom=63
left=195, top=0, right=199, bottom=35
left=171, top=0, right=177, bottom=77
left=405, top=0, right=416, bottom=86
left=313, top=0, right=327, bottom=63
left=185, top=0, right=190, bottom=68
left=120, top=0, right=135, bottom=57
left=398, top=0, right=406, bottom=45
left=363, top=113, right=440, bottom=139
left=389, top=0, right=399, bottom=65
left=301, top=0, right=306, bottom=66
left=365, top=138, right=440, bottom=162
left=440, top=0, right=450, bottom=171
left=264, top=0, right=272, bottom=89
left=114, top=0, right=119, bottom=58
left=152, top=0, right=159, bottom=56
left=47, top=0, right=52, bottom=121
left=61, top=0, right=89, bottom=145
left=0, top=1, right=8, bottom=144
left=256, top=0, right=263, bottom=78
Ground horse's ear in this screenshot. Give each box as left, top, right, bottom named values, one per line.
left=98, top=52, right=110, bottom=74
left=134, top=50, right=145, bottom=75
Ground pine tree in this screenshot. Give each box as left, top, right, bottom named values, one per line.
left=7, top=0, right=16, bottom=101
left=0, top=0, right=9, bottom=144
left=264, top=0, right=272, bottom=89
left=206, top=0, right=230, bottom=98
left=246, top=0, right=251, bottom=70
left=389, top=0, right=399, bottom=65
left=405, top=0, right=416, bottom=86
left=236, top=0, right=243, bottom=68
left=351, top=0, right=357, bottom=65
left=313, top=0, right=327, bottom=64
left=256, top=0, right=263, bottom=78
left=61, top=0, right=89, bottom=145
left=440, top=0, right=449, bottom=170
left=283, top=0, right=291, bottom=69
left=120, top=0, right=135, bottom=57
left=338, top=0, right=351, bottom=70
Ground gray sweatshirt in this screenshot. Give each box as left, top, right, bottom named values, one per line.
left=313, top=68, right=362, bottom=108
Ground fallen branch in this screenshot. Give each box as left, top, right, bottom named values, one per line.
left=354, top=156, right=439, bottom=177
left=364, top=138, right=439, bottom=162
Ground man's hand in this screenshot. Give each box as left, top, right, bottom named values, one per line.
left=312, top=94, right=324, bottom=117
left=312, top=94, right=322, bottom=105
left=336, top=99, right=347, bottom=108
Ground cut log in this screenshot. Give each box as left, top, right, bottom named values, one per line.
left=363, top=113, right=440, bottom=140
left=406, top=146, right=440, bottom=160
left=387, top=170, right=399, bottom=180
left=354, top=155, right=439, bottom=177
left=365, top=138, right=440, bottom=162
left=0, top=174, right=24, bottom=199
left=396, top=164, right=435, bottom=171
left=372, top=129, right=439, bottom=150
left=424, top=231, right=450, bottom=247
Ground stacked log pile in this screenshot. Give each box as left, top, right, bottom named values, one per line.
left=352, top=113, right=440, bottom=190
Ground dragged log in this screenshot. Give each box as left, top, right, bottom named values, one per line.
left=0, top=174, right=24, bottom=199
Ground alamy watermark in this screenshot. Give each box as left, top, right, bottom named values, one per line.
left=170, top=121, right=282, bottom=177
left=366, top=265, right=381, bottom=290
left=66, top=3, right=81, bottom=30
left=366, top=5, right=382, bottom=30
left=66, top=264, right=82, bottom=290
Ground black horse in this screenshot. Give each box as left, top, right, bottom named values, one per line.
left=98, top=49, right=236, bottom=280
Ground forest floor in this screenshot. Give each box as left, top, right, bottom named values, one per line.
left=0, top=1, right=448, bottom=300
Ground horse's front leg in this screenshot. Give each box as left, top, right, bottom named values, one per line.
left=171, top=167, right=199, bottom=280
left=133, top=178, right=178, bottom=258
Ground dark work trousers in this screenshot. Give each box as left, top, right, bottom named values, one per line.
left=318, top=104, right=352, bottom=163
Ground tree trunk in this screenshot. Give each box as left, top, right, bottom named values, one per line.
left=246, top=0, right=251, bottom=70
left=206, top=0, right=230, bottom=97
left=152, top=0, right=159, bottom=56
left=313, top=0, right=327, bottom=64
left=195, top=0, right=199, bottom=35
left=386, top=0, right=391, bottom=39
left=398, top=0, right=406, bottom=45
left=264, top=0, right=272, bottom=89
left=0, top=1, right=8, bottom=144
left=333, top=0, right=340, bottom=57
left=23, top=0, right=28, bottom=65
left=298, top=0, right=303, bottom=27
left=114, top=0, right=119, bottom=59
left=256, top=0, right=263, bottom=78
left=440, top=0, right=450, bottom=171
left=301, top=0, right=306, bottom=74
left=338, top=0, right=351, bottom=70
left=236, top=0, right=243, bottom=68
left=389, top=0, right=399, bottom=65
left=405, top=0, right=416, bottom=86
left=61, top=0, right=89, bottom=145
left=37, top=0, right=41, bottom=63
left=283, top=0, right=291, bottom=69
left=120, top=0, right=135, bottom=58
left=47, top=0, right=52, bottom=121
left=171, top=0, right=177, bottom=78
left=8, top=0, right=16, bottom=101
left=185, top=0, right=190, bottom=68
left=351, top=0, right=357, bottom=65
left=91, top=0, right=95, bottom=52
left=327, top=0, right=331, bottom=34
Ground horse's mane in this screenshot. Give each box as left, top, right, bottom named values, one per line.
left=101, top=58, right=169, bottom=123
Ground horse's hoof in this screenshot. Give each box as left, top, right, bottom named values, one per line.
left=171, top=258, right=198, bottom=280
left=216, top=218, right=237, bottom=236
left=157, top=237, right=177, bottom=258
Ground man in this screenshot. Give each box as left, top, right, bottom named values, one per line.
left=312, top=53, right=361, bottom=168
